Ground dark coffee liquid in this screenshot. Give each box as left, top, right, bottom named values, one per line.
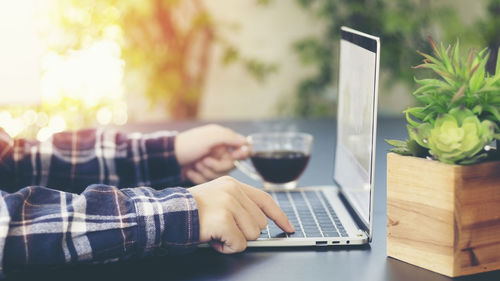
left=250, top=150, right=310, bottom=184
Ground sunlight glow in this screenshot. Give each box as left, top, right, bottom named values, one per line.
left=35, top=115, right=66, bottom=141
left=23, top=110, right=38, bottom=126
left=0, top=112, right=24, bottom=137
left=36, top=112, right=49, bottom=127
left=1, top=1, right=131, bottom=141
left=48, top=115, right=66, bottom=132
left=41, top=40, right=125, bottom=107
left=97, top=108, right=113, bottom=125
left=112, top=101, right=128, bottom=125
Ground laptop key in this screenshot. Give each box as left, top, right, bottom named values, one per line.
left=316, top=214, right=330, bottom=220
left=320, top=225, right=337, bottom=232
left=317, top=217, right=332, bottom=222
left=323, top=231, right=339, bottom=237
left=303, top=225, right=319, bottom=231
left=266, top=190, right=357, bottom=241
left=304, top=231, right=322, bottom=237
left=269, top=228, right=282, bottom=235
left=318, top=221, right=334, bottom=228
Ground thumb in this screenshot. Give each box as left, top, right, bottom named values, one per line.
left=207, top=129, right=246, bottom=148
left=231, top=145, right=249, bottom=160
left=211, top=219, right=247, bottom=254
left=222, top=133, right=247, bottom=147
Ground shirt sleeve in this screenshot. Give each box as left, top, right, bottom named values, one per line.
left=0, top=128, right=185, bottom=193
left=0, top=184, right=199, bottom=277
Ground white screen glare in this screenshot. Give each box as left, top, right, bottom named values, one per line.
left=334, top=35, right=378, bottom=225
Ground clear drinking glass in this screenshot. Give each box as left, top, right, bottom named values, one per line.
left=235, top=132, right=313, bottom=189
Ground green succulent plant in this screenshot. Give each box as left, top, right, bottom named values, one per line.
left=387, top=37, right=500, bottom=165
left=418, top=108, right=494, bottom=164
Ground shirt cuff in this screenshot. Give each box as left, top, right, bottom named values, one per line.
left=122, top=186, right=199, bottom=256
left=141, top=132, right=184, bottom=188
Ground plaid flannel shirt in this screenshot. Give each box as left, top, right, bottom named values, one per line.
left=0, top=128, right=199, bottom=277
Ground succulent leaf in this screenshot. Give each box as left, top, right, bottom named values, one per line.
left=472, top=105, right=483, bottom=115
left=405, top=110, right=422, bottom=127
left=450, top=85, right=466, bottom=103
left=483, top=105, right=500, bottom=122
left=491, top=96, right=500, bottom=106
left=426, top=110, right=494, bottom=164
left=385, top=139, right=429, bottom=157
left=385, top=139, right=407, bottom=148
left=449, top=107, right=472, bottom=124
left=440, top=43, right=453, bottom=73
left=427, top=35, right=440, bottom=58
left=406, top=139, right=429, bottom=157
left=452, top=40, right=460, bottom=72
left=388, top=147, right=413, bottom=156
left=417, top=51, right=446, bottom=70
left=390, top=38, right=500, bottom=165
left=458, top=153, right=488, bottom=165
left=469, top=53, right=488, bottom=92
left=408, top=123, right=432, bottom=148
left=466, top=48, right=475, bottom=72
left=485, top=74, right=500, bottom=87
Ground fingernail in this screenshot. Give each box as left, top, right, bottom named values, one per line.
left=232, top=146, right=247, bottom=159
left=240, top=145, right=249, bottom=152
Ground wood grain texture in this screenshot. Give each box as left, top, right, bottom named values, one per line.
left=386, top=153, right=500, bottom=277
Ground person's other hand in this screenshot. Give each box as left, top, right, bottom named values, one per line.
left=188, top=176, right=295, bottom=254
left=175, top=124, right=249, bottom=184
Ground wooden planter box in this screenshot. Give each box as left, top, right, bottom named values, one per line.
left=386, top=152, right=500, bottom=277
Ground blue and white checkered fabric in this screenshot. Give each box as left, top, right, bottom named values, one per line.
left=0, top=128, right=199, bottom=277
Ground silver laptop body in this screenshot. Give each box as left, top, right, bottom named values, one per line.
left=247, top=26, right=380, bottom=247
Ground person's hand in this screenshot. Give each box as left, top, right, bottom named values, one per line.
left=188, top=176, right=295, bottom=254
left=175, top=124, right=249, bottom=184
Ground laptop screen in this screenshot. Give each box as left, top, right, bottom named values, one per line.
left=333, top=27, right=379, bottom=239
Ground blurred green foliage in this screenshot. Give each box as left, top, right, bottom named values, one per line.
left=290, top=0, right=448, bottom=117
left=289, top=0, right=500, bottom=117
left=220, top=44, right=279, bottom=83
left=50, top=0, right=277, bottom=119
left=28, top=0, right=500, bottom=121
left=472, top=0, right=500, bottom=74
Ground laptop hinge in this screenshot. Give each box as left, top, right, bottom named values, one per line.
left=337, top=189, right=370, bottom=238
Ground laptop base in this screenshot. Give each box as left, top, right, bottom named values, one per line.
left=246, top=186, right=369, bottom=248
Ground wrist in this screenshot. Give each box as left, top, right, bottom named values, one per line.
left=174, top=133, right=189, bottom=166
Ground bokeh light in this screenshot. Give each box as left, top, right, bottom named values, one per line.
left=1, top=1, right=129, bottom=142
left=41, top=40, right=125, bottom=108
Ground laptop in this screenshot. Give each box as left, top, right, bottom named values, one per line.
left=247, top=26, right=380, bottom=247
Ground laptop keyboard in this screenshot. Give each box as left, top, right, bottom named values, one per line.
left=259, top=190, right=348, bottom=239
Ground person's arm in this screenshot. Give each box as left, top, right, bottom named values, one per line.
left=0, top=184, right=198, bottom=277
left=0, top=128, right=184, bottom=193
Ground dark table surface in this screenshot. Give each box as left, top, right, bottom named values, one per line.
left=7, top=118, right=500, bottom=281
